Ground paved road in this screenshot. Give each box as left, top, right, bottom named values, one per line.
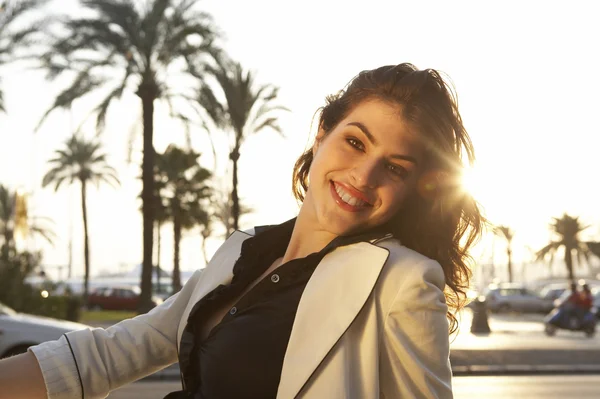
left=108, top=381, right=182, bottom=398
left=99, top=310, right=600, bottom=382
left=109, top=375, right=600, bottom=398
left=453, top=375, right=600, bottom=398
left=451, top=310, right=600, bottom=350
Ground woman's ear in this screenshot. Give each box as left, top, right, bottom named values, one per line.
left=312, top=128, right=326, bottom=157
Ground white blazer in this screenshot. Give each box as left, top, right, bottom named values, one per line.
left=31, top=229, right=453, bottom=399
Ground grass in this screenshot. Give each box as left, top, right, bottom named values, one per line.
left=80, top=310, right=137, bottom=324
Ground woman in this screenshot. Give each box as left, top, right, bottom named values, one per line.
left=0, top=63, right=484, bottom=399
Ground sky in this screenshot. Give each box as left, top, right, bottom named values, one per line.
left=1, top=0, right=600, bottom=284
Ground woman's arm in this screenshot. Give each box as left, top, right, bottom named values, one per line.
left=0, top=352, right=46, bottom=399
left=3, top=269, right=203, bottom=399
left=379, top=259, right=453, bottom=399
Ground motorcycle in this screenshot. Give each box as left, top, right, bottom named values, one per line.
left=544, top=304, right=597, bottom=338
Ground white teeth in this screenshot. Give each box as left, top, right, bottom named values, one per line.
left=334, top=183, right=367, bottom=207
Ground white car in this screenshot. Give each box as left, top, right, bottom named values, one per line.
left=0, top=302, right=90, bottom=358
left=484, top=283, right=554, bottom=313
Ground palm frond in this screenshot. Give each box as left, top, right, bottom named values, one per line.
left=538, top=213, right=593, bottom=279
left=493, top=225, right=514, bottom=242
left=157, top=20, right=216, bottom=64
left=94, top=65, right=134, bottom=134
left=154, top=144, right=212, bottom=232
left=252, top=117, right=283, bottom=136
left=536, top=242, right=559, bottom=262
left=36, top=71, right=107, bottom=131
left=141, top=0, right=170, bottom=54
left=29, top=224, right=56, bottom=245
left=0, top=0, right=49, bottom=54
left=82, top=0, right=141, bottom=44
left=43, top=134, right=119, bottom=193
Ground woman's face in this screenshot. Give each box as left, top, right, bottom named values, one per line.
left=303, top=98, right=423, bottom=237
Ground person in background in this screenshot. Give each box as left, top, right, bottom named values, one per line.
left=0, top=63, right=484, bottom=399
left=578, top=283, right=594, bottom=317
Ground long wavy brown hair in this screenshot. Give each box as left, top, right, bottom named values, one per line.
left=292, top=63, right=486, bottom=334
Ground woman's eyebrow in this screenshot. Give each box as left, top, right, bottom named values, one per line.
left=346, top=121, right=419, bottom=165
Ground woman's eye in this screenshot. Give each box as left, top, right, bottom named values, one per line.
left=388, top=164, right=408, bottom=178
left=347, top=138, right=364, bottom=150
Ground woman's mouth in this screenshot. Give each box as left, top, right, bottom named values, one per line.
left=330, top=181, right=372, bottom=212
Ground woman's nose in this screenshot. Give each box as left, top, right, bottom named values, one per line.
left=350, top=159, right=378, bottom=188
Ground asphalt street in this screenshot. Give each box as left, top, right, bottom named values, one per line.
left=95, top=309, right=600, bottom=382
left=452, top=375, right=600, bottom=398
left=451, top=310, right=600, bottom=350
left=108, top=375, right=600, bottom=398
left=107, top=381, right=181, bottom=398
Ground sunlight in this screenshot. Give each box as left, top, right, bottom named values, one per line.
left=460, top=166, right=485, bottom=203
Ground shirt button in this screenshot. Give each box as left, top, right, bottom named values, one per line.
left=271, top=274, right=280, bottom=283
left=229, top=306, right=237, bottom=315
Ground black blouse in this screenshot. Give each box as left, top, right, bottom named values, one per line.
left=172, top=218, right=388, bottom=399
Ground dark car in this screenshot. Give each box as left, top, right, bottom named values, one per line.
left=87, top=286, right=163, bottom=311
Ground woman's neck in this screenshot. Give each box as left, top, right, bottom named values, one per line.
left=281, top=208, right=337, bottom=264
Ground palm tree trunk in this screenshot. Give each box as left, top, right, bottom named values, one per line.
left=201, top=232, right=208, bottom=265
left=173, top=212, right=182, bottom=293
left=138, top=83, right=157, bottom=313
left=155, top=220, right=161, bottom=293
left=565, top=246, right=575, bottom=282
left=230, top=147, right=240, bottom=233
left=80, top=179, right=90, bottom=306
left=507, top=247, right=513, bottom=282
left=1, top=226, right=11, bottom=262
left=490, top=234, right=496, bottom=280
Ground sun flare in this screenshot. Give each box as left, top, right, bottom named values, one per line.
left=460, top=166, right=484, bottom=202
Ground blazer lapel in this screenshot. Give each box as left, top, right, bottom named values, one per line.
left=177, top=230, right=253, bottom=345
left=277, top=242, right=390, bottom=399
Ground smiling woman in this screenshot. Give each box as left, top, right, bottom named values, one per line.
left=1, top=63, right=484, bottom=399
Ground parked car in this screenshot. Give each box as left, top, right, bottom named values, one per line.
left=484, top=283, right=553, bottom=313
left=538, top=283, right=569, bottom=303
left=0, top=302, right=89, bottom=359
left=87, top=285, right=163, bottom=311
left=593, top=286, right=600, bottom=318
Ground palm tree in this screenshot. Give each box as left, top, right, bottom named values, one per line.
left=35, top=0, right=220, bottom=311
left=152, top=192, right=169, bottom=294
left=536, top=213, right=592, bottom=282
left=196, top=57, right=288, bottom=233
left=198, top=215, right=212, bottom=265
left=42, top=134, right=119, bottom=304
left=210, top=184, right=253, bottom=239
left=0, top=0, right=48, bottom=112
left=494, top=225, right=514, bottom=282
left=0, top=184, right=54, bottom=261
left=155, top=145, right=211, bottom=292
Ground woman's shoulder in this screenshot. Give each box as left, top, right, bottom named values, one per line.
left=374, top=238, right=445, bottom=288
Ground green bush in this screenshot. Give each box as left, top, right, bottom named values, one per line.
left=29, top=295, right=83, bottom=321
left=0, top=249, right=83, bottom=321
left=2, top=286, right=82, bottom=321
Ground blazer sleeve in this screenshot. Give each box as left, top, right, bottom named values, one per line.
left=379, top=259, right=453, bottom=399
left=29, top=269, right=203, bottom=399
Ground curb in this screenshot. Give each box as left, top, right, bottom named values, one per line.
left=452, top=364, right=600, bottom=376
left=142, top=368, right=181, bottom=381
